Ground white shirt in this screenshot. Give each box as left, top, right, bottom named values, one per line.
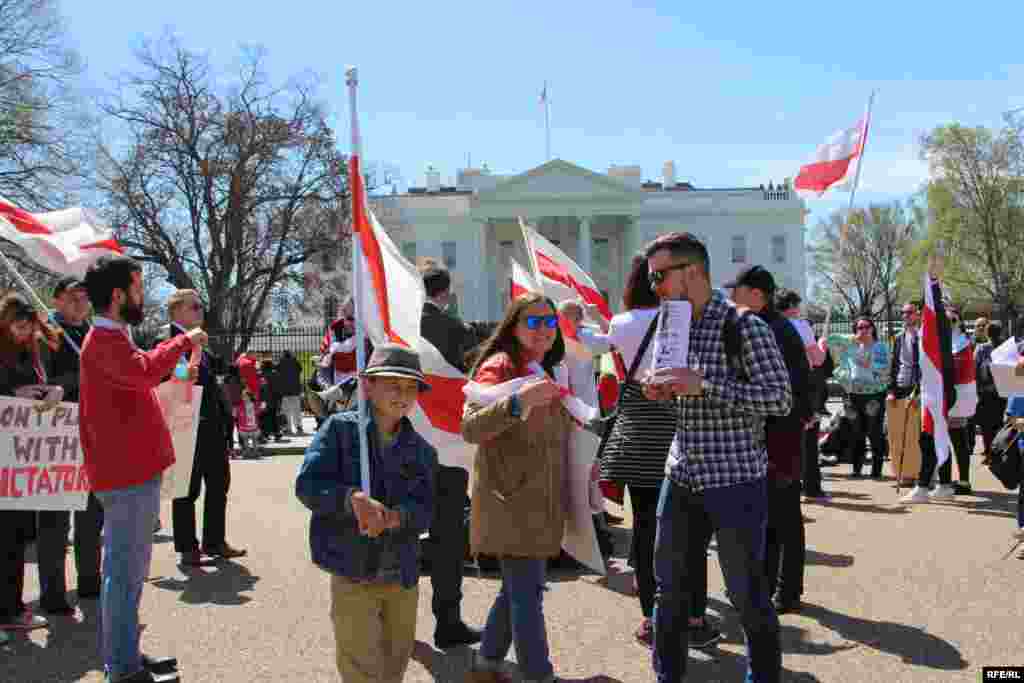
left=606, top=308, right=660, bottom=374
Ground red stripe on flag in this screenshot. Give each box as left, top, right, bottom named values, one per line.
left=535, top=250, right=613, bottom=320
left=418, top=373, right=465, bottom=434
left=0, top=200, right=53, bottom=235
left=80, top=238, right=124, bottom=253
left=350, top=155, right=401, bottom=345
left=794, top=157, right=857, bottom=194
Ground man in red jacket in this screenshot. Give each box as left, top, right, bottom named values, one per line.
left=80, top=256, right=207, bottom=683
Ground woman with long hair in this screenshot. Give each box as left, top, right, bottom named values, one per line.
left=829, top=317, right=890, bottom=478
left=462, top=293, right=570, bottom=683
left=0, top=292, right=64, bottom=632
left=599, top=254, right=718, bottom=648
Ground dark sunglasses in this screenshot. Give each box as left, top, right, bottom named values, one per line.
left=523, top=314, right=559, bottom=330
left=648, top=262, right=693, bottom=286
left=343, top=316, right=355, bottom=322
left=855, top=323, right=873, bottom=330
left=901, top=310, right=916, bottom=316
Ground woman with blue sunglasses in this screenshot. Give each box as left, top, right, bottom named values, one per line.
left=462, top=293, right=571, bottom=683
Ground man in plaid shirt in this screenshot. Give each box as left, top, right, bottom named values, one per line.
left=643, top=233, right=791, bottom=683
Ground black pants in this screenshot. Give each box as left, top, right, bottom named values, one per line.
left=0, top=510, right=34, bottom=620
left=764, top=480, right=805, bottom=602
left=36, top=494, right=104, bottom=606
left=428, top=464, right=470, bottom=624
left=950, top=426, right=972, bottom=484
left=628, top=484, right=710, bottom=621
left=802, top=424, right=824, bottom=495
left=261, top=397, right=281, bottom=437
left=847, top=392, right=887, bottom=477
left=918, top=432, right=952, bottom=487
left=173, top=422, right=230, bottom=553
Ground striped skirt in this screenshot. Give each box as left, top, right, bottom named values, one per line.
left=598, top=382, right=677, bottom=489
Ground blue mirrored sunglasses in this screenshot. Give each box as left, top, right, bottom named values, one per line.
left=524, top=314, right=559, bottom=330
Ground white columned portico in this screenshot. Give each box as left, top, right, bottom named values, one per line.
left=578, top=217, right=593, bottom=274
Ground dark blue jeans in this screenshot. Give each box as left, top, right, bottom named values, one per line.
left=480, top=557, right=552, bottom=682
left=653, top=478, right=781, bottom=683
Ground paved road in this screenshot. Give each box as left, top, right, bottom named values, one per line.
left=4, top=420, right=1022, bottom=682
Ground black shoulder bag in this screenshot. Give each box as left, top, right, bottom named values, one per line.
left=593, top=313, right=660, bottom=462
left=989, top=420, right=1022, bottom=491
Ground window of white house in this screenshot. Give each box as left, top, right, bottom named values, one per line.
left=401, top=241, right=417, bottom=263
left=731, top=235, right=747, bottom=264
left=772, top=235, right=786, bottom=263
left=442, top=241, right=457, bottom=269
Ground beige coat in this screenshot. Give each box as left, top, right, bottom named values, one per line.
left=461, top=361, right=572, bottom=559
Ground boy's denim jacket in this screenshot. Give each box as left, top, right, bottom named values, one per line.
left=295, top=408, right=437, bottom=588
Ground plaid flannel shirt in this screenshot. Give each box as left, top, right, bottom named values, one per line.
left=665, top=290, right=793, bottom=491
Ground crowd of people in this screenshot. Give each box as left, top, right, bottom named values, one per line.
left=3, top=230, right=1023, bottom=682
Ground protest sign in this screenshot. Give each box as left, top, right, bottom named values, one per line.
left=0, top=397, right=88, bottom=511
left=651, top=300, right=692, bottom=375
left=156, top=382, right=203, bottom=500
left=990, top=337, right=1024, bottom=398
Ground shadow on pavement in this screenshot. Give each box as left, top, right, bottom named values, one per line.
left=412, top=640, right=627, bottom=682
left=795, top=601, right=968, bottom=670
left=150, top=559, right=259, bottom=606
left=962, top=489, right=1020, bottom=517
left=804, top=549, right=855, bottom=568
left=0, top=597, right=103, bottom=683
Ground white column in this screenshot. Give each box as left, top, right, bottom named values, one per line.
left=578, top=216, right=592, bottom=273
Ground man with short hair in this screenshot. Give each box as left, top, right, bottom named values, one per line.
left=643, top=233, right=790, bottom=683
left=36, top=277, right=104, bottom=615
left=887, top=302, right=928, bottom=497
left=163, top=289, right=246, bottom=566
left=81, top=256, right=206, bottom=682
left=728, top=267, right=813, bottom=614
left=418, top=264, right=482, bottom=648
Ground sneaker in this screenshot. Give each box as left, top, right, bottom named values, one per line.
left=689, top=620, right=722, bottom=649
left=1, top=612, right=49, bottom=630
left=929, top=484, right=955, bottom=500
left=900, top=486, right=931, bottom=504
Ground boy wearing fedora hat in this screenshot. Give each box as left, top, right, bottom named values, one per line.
left=296, top=344, right=437, bottom=683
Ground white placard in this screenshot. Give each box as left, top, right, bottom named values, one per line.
left=651, top=300, right=693, bottom=375
left=155, top=383, right=203, bottom=500
left=0, top=398, right=87, bottom=511
left=990, top=337, right=1024, bottom=398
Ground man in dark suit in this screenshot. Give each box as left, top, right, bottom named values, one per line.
left=163, top=290, right=246, bottom=566
left=418, top=264, right=480, bottom=649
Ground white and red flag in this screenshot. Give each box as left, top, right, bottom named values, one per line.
left=349, top=154, right=476, bottom=471
left=920, top=272, right=958, bottom=468
left=0, top=198, right=123, bottom=277
left=794, top=100, right=873, bottom=196
left=510, top=258, right=541, bottom=300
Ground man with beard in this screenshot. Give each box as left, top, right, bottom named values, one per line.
left=643, top=233, right=790, bottom=683
left=160, top=289, right=245, bottom=567
left=80, top=256, right=207, bottom=683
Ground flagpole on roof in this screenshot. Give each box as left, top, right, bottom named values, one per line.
left=345, top=66, right=371, bottom=496
left=541, top=81, right=551, bottom=162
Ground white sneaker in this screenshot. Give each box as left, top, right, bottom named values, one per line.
left=929, top=484, right=955, bottom=500
left=900, top=486, right=931, bottom=504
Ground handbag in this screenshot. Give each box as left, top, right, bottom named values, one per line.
left=593, top=314, right=661, bottom=503
left=988, top=420, right=1022, bottom=491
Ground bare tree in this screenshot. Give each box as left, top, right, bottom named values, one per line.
left=915, top=118, right=1024, bottom=326
left=809, top=201, right=921, bottom=326
left=0, top=0, right=91, bottom=208
left=96, top=37, right=347, bottom=355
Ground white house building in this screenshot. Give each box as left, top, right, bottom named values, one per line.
left=301, top=158, right=807, bottom=324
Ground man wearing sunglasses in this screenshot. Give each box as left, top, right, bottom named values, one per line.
left=642, top=233, right=791, bottom=683
left=160, top=289, right=246, bottom=567
left=887, top=302, right=924, bottom=489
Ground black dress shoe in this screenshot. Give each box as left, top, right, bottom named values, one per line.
left=774, top=596, right=802, bottom=614
left=113, top=668, right=179, bottom=682
left=434, top=620, right=483, bottom=649
left=142, top=654, right=178, bottom=675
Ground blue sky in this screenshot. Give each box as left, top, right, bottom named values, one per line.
left=64, top=0, right=1022, bottom=231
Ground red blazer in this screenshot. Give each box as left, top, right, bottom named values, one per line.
left=79, top=326, right=193, bottom=491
